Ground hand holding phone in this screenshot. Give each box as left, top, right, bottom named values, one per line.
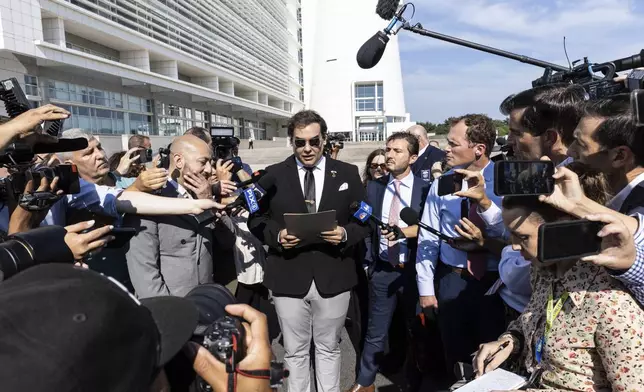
left=437, top=172, right=464, bottom=196
left=537, top=219, right=603, bottom=263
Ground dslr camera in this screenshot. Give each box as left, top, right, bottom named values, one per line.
left=0, top=78, right=86, bottom=209
left=324, top=133, right=345, bottom=156
left=185, top=284, right=288, bottom=391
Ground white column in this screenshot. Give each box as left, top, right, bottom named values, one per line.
left=120, top=50, right=150, bottom=71
left=42, top=17, right=65, bottom=47
left=151, top=60, right=178, bottom=79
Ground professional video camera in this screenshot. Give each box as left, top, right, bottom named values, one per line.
left=184, top=284, right=289, bottom=391
left=210, top=126, right=241, bottom=161
left=324, top=133, right=345, bottom=156
left=0, top=225, right=74, bottom=282
left=0, top=78, right=87, bottom=208
left=360, top=0, right=644, bottom=100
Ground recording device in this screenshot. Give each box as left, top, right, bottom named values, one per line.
left=399, top=207, right=453, bottom=242
left=135, top=148, right=153, bottom=164
left=324, top=134, right=345, bottom=156
left=211, top=126, right=241, bottom=162
left=224, top=174, right=276, bottom=214
left=437, top=172, right=464, bottom=197
left=236, top=170, right=267, bottom=188
left=633, top=89, right=644, bottom=127
left=0, top=225, right=74, bottom=282
left=494, top=161, right=555, bottom=197
left=538, top=220, right=603, bottom=263
left=350, top=201, right=405, bottom=239
left=185, top=284, right=288, bottom=391
left=360, top=2, right=644, bottom=99
left=0, top=78, right=63, bottom=137
left=104, top=227, right=136, bottom=249
left=4, top=164, right=81, bottom=198
left=157, top=144, right=172, bottom=170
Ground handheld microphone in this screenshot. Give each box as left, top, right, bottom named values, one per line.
left=350, top=200, right=405, bottom=240
left=225, top=174, right=276, bottom=213
left=399, top=207, right=453, bottom=242
left=236, top=170, right=267, bottom=188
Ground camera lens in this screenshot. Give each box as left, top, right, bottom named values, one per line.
left=184, top=284, right=237, bottom=337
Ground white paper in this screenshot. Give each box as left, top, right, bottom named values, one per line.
left=454, top=369, right=526, bottom=392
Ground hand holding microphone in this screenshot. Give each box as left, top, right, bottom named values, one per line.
left=350, top=201, right=405, bottom=240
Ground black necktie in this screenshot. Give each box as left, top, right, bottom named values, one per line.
left=304, top=167, right=316, bottom=213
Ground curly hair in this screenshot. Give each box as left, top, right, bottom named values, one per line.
left=450, top=114, right=497, bottom=157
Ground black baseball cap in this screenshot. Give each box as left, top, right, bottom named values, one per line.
left=0, top=264, right=198, bottom=392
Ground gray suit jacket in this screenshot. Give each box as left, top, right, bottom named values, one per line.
left=124, top=183, right=214, bottom=298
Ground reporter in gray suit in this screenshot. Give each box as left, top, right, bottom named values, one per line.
left=126, top=135, right=227, bottom=298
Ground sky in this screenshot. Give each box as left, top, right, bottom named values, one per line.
left=398, top=0, right=644, bottom=123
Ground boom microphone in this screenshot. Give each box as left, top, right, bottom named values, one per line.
left=357, top=32, right=390, bottom=70
left=32, top=138, right=89, bottom=154
left=376, top=0, right=401, bottom=20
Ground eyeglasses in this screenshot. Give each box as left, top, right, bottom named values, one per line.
left=370, top=163, right=387, bottom=170
left=293, top=136, right=321, bottom=149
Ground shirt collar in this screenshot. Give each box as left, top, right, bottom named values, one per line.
left=607, top=171, right=644, bottom=212
left=296, top=155, right=326, bottom=172
left=388, top=170, right=414, bottom=188
left=169, top=179, right=191, bottom=199
left=418, top=146, right=428, bottom=158
left=549, top=261, right=602, bottom=308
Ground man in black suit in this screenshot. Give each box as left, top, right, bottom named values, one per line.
left=408, top=124, right=445, bottom=182
left=248, top=110, right=370, bottom=392
left=346, top=132, right=429, bottom=392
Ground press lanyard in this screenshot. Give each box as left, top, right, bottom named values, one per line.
left=535, top=285, right=569, bottom=364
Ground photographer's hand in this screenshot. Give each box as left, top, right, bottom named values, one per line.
left=8, top=177, right=62, bottom=234
left=64, top=220, right=114, bottom=260
left=190, top=304, right=273, bottom=392
left=215, top=159, right=235, bottom=182
left=581, top=213, right=636, bottom=271
left=453, top=169, right=492, bottom=211
left=0, top=105, right=70, bottom=149
left=116, top=147, right=142, bottom=176
left=133, top=168, right=168, bottom=193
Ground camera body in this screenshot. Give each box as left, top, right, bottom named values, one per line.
left=210, top=126, right=240, bottom=161
left=197, top=316, right=247, bottom=392
left=324, top=134, right=345, bottom=156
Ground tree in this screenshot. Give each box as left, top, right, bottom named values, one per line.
left=418, top=118, right=509, bottom=136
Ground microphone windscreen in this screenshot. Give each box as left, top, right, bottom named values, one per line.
left=400, top=207, right=419, bottom=226
left=257, top=173, right=276, bottom=191
left=357, top=31, right=389, bottom=69
left=32, top=138, right=89, bottom=154
left=376, top=0, right=401, bottom=20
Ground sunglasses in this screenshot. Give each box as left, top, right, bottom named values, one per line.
left=370, top=163, right=387, bottom=170
left=293, top=136, right=321, bottom=149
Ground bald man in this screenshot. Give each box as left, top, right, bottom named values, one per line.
left=125, top=135, right=218, bottom=298
left=407, top=125, right=445, bottom=183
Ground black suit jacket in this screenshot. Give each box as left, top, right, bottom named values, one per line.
left=364, top=175, right=430, bottom=269
left=248, top=155, right=371, bottom=297
left=411, top=146, right=445, bottom=182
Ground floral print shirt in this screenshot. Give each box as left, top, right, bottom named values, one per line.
left=506, top=261, right=644, bottom=391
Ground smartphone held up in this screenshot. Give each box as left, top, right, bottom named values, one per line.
left=494, top=160, right=555, bottom=197
left=537, top=220, right=604, bottom=263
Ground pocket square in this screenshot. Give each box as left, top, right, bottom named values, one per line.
left=338, top=182, right=348, bottom=191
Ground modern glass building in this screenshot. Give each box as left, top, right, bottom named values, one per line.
left=0, top=0, right=304, bottom=140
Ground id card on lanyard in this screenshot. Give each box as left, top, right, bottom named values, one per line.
left=535, top=284, right=569, bottom=364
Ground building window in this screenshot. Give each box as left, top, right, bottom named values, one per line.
left=355, top=82, right=384, bottom=112
left=297, top=8, right=302, bottom=24
left=299, top=89, right=304, bottom=102
left=58, top=104, right=127, bottom=134
left=24, top=75, right=39, bottom=96
left=299, top=69, right=304, bottom=85
left=297, top=28, right=302, bottom=44
left=298, top=49, right=303, bottom=65
left=157, top=102, right=197, bottom=136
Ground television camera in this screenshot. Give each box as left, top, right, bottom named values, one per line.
left=324, top=133, right=345, bottom=156
left=0, top=78, right=87, bottom=210
left=361, top=1, right=644, bottom=100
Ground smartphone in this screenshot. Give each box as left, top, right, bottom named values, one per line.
left=632, top=89, right=643, bottom=127
left=437, top=172, right=464, bottom=196
left=137, top=148, right=153, bottom=164
left=537, top=220, right=604, bottom=263
left=105, top=227, right=137, bottom=249
left=494, top=160, right=555, bottom=196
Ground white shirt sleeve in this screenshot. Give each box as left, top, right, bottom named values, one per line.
left=477, top=200, right=506, bottom=238
left=416, top=179, right=441, bottom=296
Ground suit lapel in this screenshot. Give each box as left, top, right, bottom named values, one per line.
left=318, top=158, right=339, bottom=212
left=285, top=156, right=309, bottom=213
left=411, top=176, right=423, bottom=212
left=373, top=176, right=388, bottom=220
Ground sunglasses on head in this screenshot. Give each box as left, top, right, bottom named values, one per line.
left=370, top=163, right=387, bottom=170
left=293, top=136, right=321, bottom=149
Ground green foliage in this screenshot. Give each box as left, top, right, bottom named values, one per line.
left=417, top=118, right=509, bottom=136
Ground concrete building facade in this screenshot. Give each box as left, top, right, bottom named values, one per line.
left=0, top=0, right=304, bottom=146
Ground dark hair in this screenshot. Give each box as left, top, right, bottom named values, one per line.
left=450, top=114, right=496, bottom=157
left=499, top=83, right=571, bottom=116
left=108, top=151, right=127, bottom=173
left=518, top=84, right=587, bottom=146
left=287, top=110, right=328, bottom=139
left=387, top=132, right=420, bottom=156
left=362, top=148, right=386, bottom=186
left=184, top=127, right=212, bottom=144
left=128, top=134, right=150, bottom=149
left=580, top=94, right=632, bottom=118
left=502, top=161, right=611, bottom=223
left=594, top=114, right=644, bottom=166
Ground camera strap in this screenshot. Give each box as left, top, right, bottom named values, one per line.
left=18, top=191, right=62, bottom=211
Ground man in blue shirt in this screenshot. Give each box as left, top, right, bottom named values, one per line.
left=416, top=114, right=505, bottom=382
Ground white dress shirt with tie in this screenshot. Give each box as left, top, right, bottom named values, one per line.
left=379, top=172, right=414, bottom=264
left=295, top=156, right=326, bottom=212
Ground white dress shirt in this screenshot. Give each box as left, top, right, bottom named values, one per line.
left=295, top=156, right=326, bottom=212
left=379, top=171, right=414, bottom=264
left=415, top=161, right=503, bottom=297
left=607, top=171, right=644, bottom=215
